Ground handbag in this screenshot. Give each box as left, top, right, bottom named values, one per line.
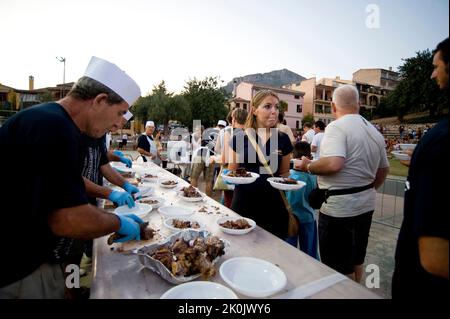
left=308, top=188, right=328, bottom=209
left=213, top=166, right=233, bottom=191
left=246, top=129, right=299, bottom=237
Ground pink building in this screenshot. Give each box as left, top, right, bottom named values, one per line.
left=230, top=82, right=305, bottom=129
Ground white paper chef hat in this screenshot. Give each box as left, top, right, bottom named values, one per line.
left=123, top=110, right=133, bottom=121
left=84, top=56, right=141, bottom=106
left=145, top=121, right=155, bottom=127
left=217, top=120, right=227, bottom=127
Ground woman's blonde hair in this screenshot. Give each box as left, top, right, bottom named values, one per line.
left=245, top=89, right=279, bottom=130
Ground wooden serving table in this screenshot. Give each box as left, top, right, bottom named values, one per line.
left=90, top=162, right=380, bottom=299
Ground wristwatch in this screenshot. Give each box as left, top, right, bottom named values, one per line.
left=306, top=162, right=312, bottom=174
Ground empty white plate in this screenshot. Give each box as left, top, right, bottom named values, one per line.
left=398, top=143, right=416, bottom=151
left=111, top=162, right=134, bottom=173
left=158, top=205, right=195, bottom=218
left=114, top=203, right=152, bottom=218
left=391, top=151, right=410, bottom=161
left=160, top=281, right=238, bottom=299
left=220, top=257, right=287, bottom=297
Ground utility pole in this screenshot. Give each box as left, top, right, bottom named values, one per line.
left=56, top=57, right=66, bottom=98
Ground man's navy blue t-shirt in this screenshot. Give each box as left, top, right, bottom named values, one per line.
left=0, top=102, right=88, bottom=287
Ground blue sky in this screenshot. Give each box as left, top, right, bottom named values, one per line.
left=0, top=0, right=448, bottom=95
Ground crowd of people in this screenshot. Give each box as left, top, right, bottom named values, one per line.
left=0, top=38, right=447, bottom=299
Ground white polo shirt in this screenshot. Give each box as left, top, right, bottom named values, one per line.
left=318, top=114, right=389, bottom=217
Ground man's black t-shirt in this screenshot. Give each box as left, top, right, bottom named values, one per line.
left=82, top=134, right=109, bottom=189
left=392, top=118, right=449, bottom=298
left=49, top=134, right=110, bottom=264
left=0, top=102, right=88, bottom=287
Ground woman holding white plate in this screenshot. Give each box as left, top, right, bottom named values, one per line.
left=227, top=90, right=293, bottom=239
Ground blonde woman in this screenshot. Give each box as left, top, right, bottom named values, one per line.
left=228, top=90, right=293, bottom=239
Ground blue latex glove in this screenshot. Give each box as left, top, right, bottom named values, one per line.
left=123, top=182, right=139, bottom=195
left=119, top=156, right=132, bottom=168
left=122, top=213, right=144, bottom=224
left=108, top=190, right=135, bottom=208
left=113, top=150, right=132, bottom=168
left=222, top=169, right=235, bottom=185
left=113, top=150, right=124, bottom=157
left=114, top=214, right=141, bottom=242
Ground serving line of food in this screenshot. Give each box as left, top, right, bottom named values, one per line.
left=90, top=162, right=380, bottom=299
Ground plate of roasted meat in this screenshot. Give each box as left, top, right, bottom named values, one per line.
left=221, top=168, right=259, bottom=185
left=177, top=185, right=204, bottom=202
left=163, top=217, right=205, bottom=233
left=159, top=178, right=179, bottom=188
left=140, top=172, right=159, bottom=183
left=137, top=196, right=165, bottom=209
left=267, top=177, right=306, bottom=191
left=216, top=216, right=256, bottom=235
left=137, top=230, right=230, bottom=284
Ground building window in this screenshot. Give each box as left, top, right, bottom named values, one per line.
left=324, top=105, right=331, bottom=114
left=294, top=95, right=300, bottom=99
left=315, top=104, right=324, bottom=114
left=296, top=104, right=302, bottom=113
left=236, top=102, right=240, bottom=108
left=296, top=120, right=300, bottom=129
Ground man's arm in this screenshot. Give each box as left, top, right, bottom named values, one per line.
left=137, top=147, right=155, bottom=158
left=100, top=163, right=127, bottom=188
left=419, top=236, right=449, bottom=279
left=373, top=167, right=389, bottom=189
left=107, top=150, right=121, bottom=162
left=296, top=156, right=345, bottom=175
left=48, top=204, right=120, bottom=240
left=84, top=177, right=112, bottom=199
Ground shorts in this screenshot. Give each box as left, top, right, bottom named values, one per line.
left=190, top=160, right=214, bottom=183
left=0, top=263, right=65, bottom=299
left=318, top=211, right=373, bottom=275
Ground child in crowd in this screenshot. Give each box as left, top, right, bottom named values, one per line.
left=285, top=142, right=319, bottom=260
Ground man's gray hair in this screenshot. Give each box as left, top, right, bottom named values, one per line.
left=332, top=84, right=359, bottom=109
left=68, top=76, right=124, bottom=104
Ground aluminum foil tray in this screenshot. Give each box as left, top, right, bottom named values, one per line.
left=137, top=229, right=230, bottom=285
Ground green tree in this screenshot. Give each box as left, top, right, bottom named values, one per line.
left=279, top=100, right=288, bottom=114
left=381, top=50, right=449, bottom=120
left=131, top=81, right=191, bottom=134
left=302, top=113, right=314, bottom=126
left=39, top=90, right=54, bottom=103
left=182, top=76, right=230, bottom=128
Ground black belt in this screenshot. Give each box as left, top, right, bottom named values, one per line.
left=326, top=182, right=375, bottom=197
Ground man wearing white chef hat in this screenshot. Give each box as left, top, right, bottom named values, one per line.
left=0, top=56, right=144, bottom=298
left=137, top=120, right=159, bottom=163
